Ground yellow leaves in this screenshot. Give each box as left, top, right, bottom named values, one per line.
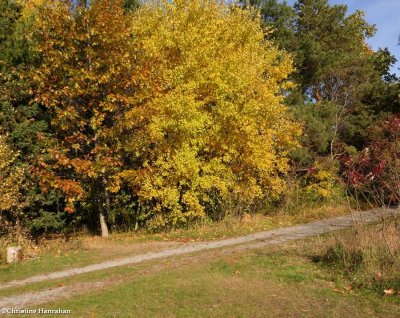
left=304, top=159, right=342, bottom=201
left=107, top=175, right=122, bottom=194
left=28, top=0, right=300, bottom=226
left=0, top=135, right=26, bottom=212
left=114, top=0, right=300, bottom=229
left=27, top=0, right=137, bottom=212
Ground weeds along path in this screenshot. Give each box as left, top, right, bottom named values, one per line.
left=0, top=208, right=399, bottom=308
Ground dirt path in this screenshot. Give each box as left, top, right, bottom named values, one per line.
left=1, top=208, right=399, bottom=309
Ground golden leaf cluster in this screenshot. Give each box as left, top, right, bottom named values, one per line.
left=25, top=0, right=300, bottom=228
left=0, top=135, right=26, bottom=213
left=118, top=0, right=300, bottom=227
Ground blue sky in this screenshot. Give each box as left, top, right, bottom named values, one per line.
left=286, top=0, right=400, bottom=74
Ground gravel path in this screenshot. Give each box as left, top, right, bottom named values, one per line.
left=0, top=208, right=398, bottom=309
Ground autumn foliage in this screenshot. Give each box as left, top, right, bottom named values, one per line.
left=6, top=0, right=297, bottom=231
left=2, top=0, right=396, bottom=236
left=28, top=0, right=136, bottom=215
left=0, top=135, right=25, bottom=211
left=114, top=0, right=300, bottom=228
left=343, top=115, right=400, bottom=205
left=0, top=134, right=26, bottom=234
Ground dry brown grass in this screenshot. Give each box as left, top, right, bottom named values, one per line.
left=0, top=202, right=348, bottom=269
left=317, top=215, right=400, bottom=293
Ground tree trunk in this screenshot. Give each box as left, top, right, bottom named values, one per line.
left=134, top=201, right=141, bottom=231
left=99, top=210, right=109, bottom=238
left=98, top=179, right=110, bottom=238
left=101, top=177, right=111, bottom=237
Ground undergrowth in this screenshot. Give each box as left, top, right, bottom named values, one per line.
left=0, top=203, right=348, bottom=264
left=316, top=214, right=400, bottom=295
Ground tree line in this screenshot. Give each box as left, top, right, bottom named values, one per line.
left=0, top=0, right=398, bottom=238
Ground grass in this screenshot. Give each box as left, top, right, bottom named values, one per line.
left=35, top=238, right=400, bottom=318
left=0, top=238, right=180, bottom=284
left=0, top=248, right=95, bottom=282
left=0, top=204, right=348, bottom=284
left=2, top=219, right=400, bottom=317
left=314, top=217, right=400, bottom=296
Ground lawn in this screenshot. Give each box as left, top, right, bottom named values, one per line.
left=3, top=207, right=399, bottom=318
left=0, top=205, right=346, bottom=284
left=37, top=238, right=400, bottom=318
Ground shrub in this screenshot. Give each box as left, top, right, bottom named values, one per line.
left=343, top=115, right=400, bottom=206
left=115, top=0, right=301, bottom=230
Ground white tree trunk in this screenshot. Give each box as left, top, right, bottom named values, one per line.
left=99, top=212, right=109, bottom=238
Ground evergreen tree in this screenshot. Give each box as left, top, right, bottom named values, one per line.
left=247, top=0, right=398, bottom=163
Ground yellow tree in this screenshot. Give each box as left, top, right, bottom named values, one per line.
left=0, top=134, right=26, bottom=232
left=116, top=0, right=301, bottom=229
left=28, top=0, right=136, bottom=236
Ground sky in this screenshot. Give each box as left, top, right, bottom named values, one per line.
left=286, top=0, right=400, bottom=74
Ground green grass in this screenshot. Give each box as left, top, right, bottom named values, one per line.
left=0, top=248, right=99, bottom=284
left=0, top=237, right=181, bottom=284
left=34, top=241, right=400, bottom=318
left=0, top=205, right=348, bottom=285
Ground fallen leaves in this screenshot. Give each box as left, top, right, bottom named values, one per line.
left=344, top=285, right=353, bottom=292
left=384, top=289, right=395, bottom=296
left=374, top=272, right=382, bottom=281
left=332, top=284, right=400, bottom=297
